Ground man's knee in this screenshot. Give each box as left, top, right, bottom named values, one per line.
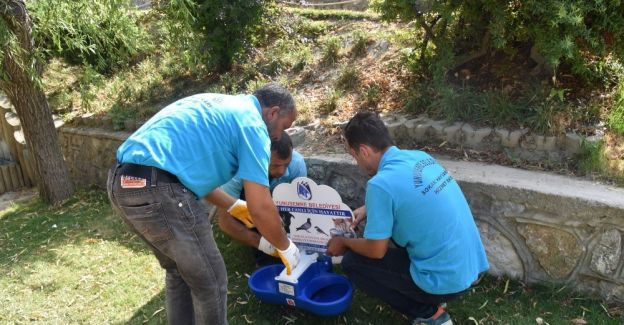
left=341, top=250, right=362, bottom=275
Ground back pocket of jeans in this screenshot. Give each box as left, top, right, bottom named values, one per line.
left=119, top=202, right=173, bottom=243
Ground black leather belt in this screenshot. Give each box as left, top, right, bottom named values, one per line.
left=117, top=163, right=180, bottom=184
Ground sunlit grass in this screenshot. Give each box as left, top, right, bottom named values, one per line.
left=0, top=190, right=621, bottom=324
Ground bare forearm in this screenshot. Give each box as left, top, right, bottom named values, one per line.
left=344, top=238, right=388, bottom=259
left=217, top=209, right=260, bottom=247
left=203, top=188, right=236, bottom=210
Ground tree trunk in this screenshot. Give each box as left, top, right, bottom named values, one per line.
left=0, top=0, right=74, bottom=204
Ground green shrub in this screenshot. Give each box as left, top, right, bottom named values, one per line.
left=29, top=0, right=149, bottom=74
left=609, top=84, right=624, bottom=136
left=350, top=31, right=371, bottom=58
left=321, top=36, right=342, bottom=66
left=336, top=66, right=360, bottom=90
left=319, top=88, right=343, bottom=115
left=194, top=0, right=272, bottom=72
left=263, top=39, right=312, bottom=75
left=374, top=0, right=624, bottom=81
left=363, top=86, right=381, bottom=107
left=295, top=19, right=331, bottom=40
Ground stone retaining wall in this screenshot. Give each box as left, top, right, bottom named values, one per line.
left=59, top=126, right=624, bottom=302
left=379, top=115, right=590, bottom=163
left=306, top=154, right=624, bottom=302
left=59, top=128, right=130, bottom=189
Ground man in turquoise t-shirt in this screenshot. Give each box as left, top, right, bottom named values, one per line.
left=217, top=131, right=307, bottom=266
left=106, top=83, right=301, bottom=325
left=326, top=111, right=489, bottom=325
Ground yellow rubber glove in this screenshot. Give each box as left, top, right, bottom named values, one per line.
left=277, top=239, right=300, bottom=275
left=227, top=199, right=254, bottom=228
left=258, top=236, right=280, bottom=257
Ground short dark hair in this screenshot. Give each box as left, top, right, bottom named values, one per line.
left=253, top=83, right=295, bottom=115
left=344, top=110, right=394, bottom=151
left=271, top=131, right=293, bottom=160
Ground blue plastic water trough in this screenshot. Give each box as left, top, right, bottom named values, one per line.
left=248, top=252, right=353, bottom=316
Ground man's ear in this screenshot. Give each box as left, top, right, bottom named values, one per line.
left=359, top=144, right=373, bottom=157
left=264, top=106, right=280, bottom=121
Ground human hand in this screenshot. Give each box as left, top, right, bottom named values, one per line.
left=227, top=199, right=254, bottom=228
left=325, top=236, right=347, bottom=256
left=352, top=205, right=367, bottom=228
left=258, top=236, right=279, bottom=257
left=277, top=239, right=300, bottom=275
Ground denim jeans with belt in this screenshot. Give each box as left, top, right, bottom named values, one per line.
left=106, top=164, right=228, bottom=325
left=342, top=247, right=463, bottom=319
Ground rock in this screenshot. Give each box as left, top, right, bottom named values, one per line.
left=124, top=119, right=136, bottom=131
left=462, top=124, right=492, bottom=148
left=303, top=122, right=320, bottom=131
left=477, top=221, right=524, bottom=279
left=517, top=223, right=584, bottom=279
left=101, top=116, right=113, bottom=129
left=286, top=126, right=306, bottom=147
left=442, top=122, right=463, bottom=144
left=590, top=229, right=621, bottom=276
left=535, top=135, right=558, bottom=151
left=430, top=120, right=447, bottom=141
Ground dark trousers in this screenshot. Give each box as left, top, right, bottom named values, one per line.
left=342, top=247, right=464, bottom=319
left=107, top=164, right=228, bottom=325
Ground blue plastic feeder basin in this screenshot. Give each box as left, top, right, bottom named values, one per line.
left=248, top=255, right=353, bottom=316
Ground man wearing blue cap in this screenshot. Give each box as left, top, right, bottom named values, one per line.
left=106, top=83, right=301, bottom=325
left=326, top=111, right=489, bottom=325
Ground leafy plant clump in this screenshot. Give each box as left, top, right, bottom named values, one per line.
left=29, top=0, right=149, bottom=74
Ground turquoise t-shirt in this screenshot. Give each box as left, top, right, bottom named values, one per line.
left=116, top=93, right=270, bottom=198
left=364, top=146, right=489, bottom=294
left=221, top=150, right=307, bottom=198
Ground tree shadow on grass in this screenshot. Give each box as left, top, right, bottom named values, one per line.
left=0, top=189, right=152, bottom=270
left=115, top=289, right=167, bottom=325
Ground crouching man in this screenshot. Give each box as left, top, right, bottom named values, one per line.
left=217, top=131, right=307, bottom=266
left=326, top=111, right=489, bottom=325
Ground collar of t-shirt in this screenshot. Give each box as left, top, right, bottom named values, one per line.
left=378, top=146, right=399, bottom=170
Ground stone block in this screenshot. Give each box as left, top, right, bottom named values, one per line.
left=517, top=223, right=584, bottom=279
left=477, top=221, right=524, bottom=279
left=495, top=128, right=509, bottom=146
left=564, top=133, right=582, bottom=155
left=124, top=119, right=137, bottom=131
left=407, top=118, right=434, bottom=143
left=535, top=135, right=557, bottom=151
left=590, top=229, right=621, bottom=276
left=462, top=124, right=492, bottom=148
left=101, top=116, right=113, bottom=129
left=328, top=175, right=360, bottom=202
left=442, top=122, right=463, bottom=144
left=521, top=135, right=537, bottom=150
left=498, top=128, right=526, bottom=148
left=286, top=126, right=306, bottom=147
left=430, top=120, right=447, bottom=141
left=331, top=121, right=349, bottom=130
left=304, top=122, right=320, bottom=130
left=383, top=115, right=408, bottom=143
left=80, top=113, right=96, bottom=127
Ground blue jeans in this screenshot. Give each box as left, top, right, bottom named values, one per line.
left=342, top=247, right=463, bottom=319
left=107, top=164, right=228, bottom=325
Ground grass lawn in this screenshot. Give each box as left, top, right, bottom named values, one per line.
left=1, top=190, right=622, bottom=324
